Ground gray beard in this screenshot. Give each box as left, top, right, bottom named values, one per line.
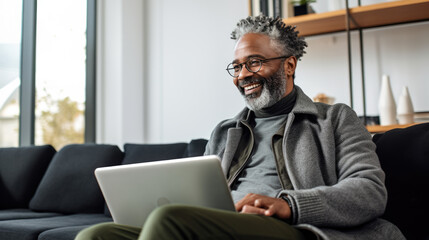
left=240, top=66, right=287, bottom=111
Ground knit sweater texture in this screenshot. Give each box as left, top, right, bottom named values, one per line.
left=204, top=86, right=405, bottom=240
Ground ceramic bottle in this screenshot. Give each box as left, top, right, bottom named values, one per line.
left=397, top=86, right=415, bottom=124
left=378, top=75, right=397, bottom=125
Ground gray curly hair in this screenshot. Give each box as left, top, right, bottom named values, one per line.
left=231, top=15, right=307, bottom=60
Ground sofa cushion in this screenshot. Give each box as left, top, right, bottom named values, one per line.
left=373, top=122, right=429, bottom=240
left=122, top=142, right=188, bottom=165
left=0, top=145, right=56, bottom=209
left=0, top=209, right=61, bottom=221
left=184, top=139, right=208, bottom=157
left=38, top=224, right=108, bottom=240
left=0, top=213, right=111, bottom=240
left=29, top=144, right=123, bottom=214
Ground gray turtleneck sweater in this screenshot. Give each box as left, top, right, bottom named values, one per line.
left=231, top=88, right=297, bottom=203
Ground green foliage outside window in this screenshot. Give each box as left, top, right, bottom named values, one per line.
left=37, top=91, right=84, bottom=150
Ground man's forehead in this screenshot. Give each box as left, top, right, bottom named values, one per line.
left=233, top=33, right=277, bottom=62
left=234, top=33, right=272, bottom=51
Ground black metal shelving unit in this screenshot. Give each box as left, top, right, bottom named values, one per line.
left=283, top=0, right=429, bottom=127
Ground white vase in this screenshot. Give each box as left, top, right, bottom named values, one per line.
left=397, top=86, right=415, bottom=124
left=328, top=0, right=344, bottom=11
left=378, top=75, right=397, bottom=125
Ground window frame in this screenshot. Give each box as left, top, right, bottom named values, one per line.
left=19, top=0, right=96, bottom=146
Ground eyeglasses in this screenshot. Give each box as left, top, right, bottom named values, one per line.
left=226, top=56, right=290, bottom=78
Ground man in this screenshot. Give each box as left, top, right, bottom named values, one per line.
left=76, top=15, right=404, bottom=240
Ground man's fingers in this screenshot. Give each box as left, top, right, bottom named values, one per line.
left=254, top=197, right=278, bottom=210
left=265, top=203, right=281, bottom=217
left=256, top=198, right=289, bottom=218
left=254, top=198, right=264, bottom=208
left=240, top=205, right=266, bottom=215
left=267, top=200, right=291, bottom=219
left=235, top=199, right=247, bottom=211
left=234, top=197, right=248, bottom=211
left=235, top=193, right=262, bottom=211
left=236, top=194, right=291, bottom=219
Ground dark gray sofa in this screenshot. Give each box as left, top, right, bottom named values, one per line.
left=0, top=122, right=428, bottom=240
left=0, top=139, right=208, bottom=240
left=372, top=123, right=429, bottom=240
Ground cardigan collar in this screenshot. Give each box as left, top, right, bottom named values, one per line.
left=221, top=85, right=319, bottom=128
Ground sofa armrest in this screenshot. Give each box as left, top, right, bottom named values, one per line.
left=0, top=145, right=56, bottom=209
left=373, top=123, right=429, bottom=239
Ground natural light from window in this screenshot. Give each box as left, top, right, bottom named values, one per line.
left=0, top=0, right=22, bottom=147
left=35, top=0, right=87, bottom=150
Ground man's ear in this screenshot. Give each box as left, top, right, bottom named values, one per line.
left=284, top=56, right=297, bottom=78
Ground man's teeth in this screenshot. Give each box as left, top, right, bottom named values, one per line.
left=244, top=84, right=260, bottom=91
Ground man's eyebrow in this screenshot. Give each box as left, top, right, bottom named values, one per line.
left=231, top=54, right=266, bottom=64
left=247, top=54, right=266, bottom=59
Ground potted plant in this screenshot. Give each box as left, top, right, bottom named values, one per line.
left=292, top=0, right=316, bottom=16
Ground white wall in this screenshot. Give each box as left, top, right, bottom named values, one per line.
left=301, top=0, right=429, bottom=116
left=96, top=0, right=145, bottom=146
left=97, top=0, right=248, bottom=146
left=296, top=23, right=429, bottom=117
left=143, top=0, right=250, bottom=144
left=97, top=1, right=429, bottom=146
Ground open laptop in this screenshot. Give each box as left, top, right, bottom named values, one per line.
left=95, top=155, right=236, bottom=228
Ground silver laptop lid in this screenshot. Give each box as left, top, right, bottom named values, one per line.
left=95, top=155, right=235, bottom=228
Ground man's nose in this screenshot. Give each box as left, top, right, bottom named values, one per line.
left=238, top=66, right=253, bottom=80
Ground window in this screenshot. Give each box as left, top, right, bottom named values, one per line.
left=34, top=0, right=87, bottom=149
left=0, top=0, right=95, bottom=148
left=0, top=0, right=22, bottom=147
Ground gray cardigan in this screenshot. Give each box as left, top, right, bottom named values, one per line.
left=205, top=86, right=405, bottom=240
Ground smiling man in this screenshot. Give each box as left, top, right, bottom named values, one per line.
left=230, top=33, right=295, bottom=111
left=76, top=15, right=405, bottom=240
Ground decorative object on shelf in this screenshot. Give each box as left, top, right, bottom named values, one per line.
left=378, top=74, right=397, bottom=126
left=282, top=0, right=294, bottom=18
left=359, top=116, right=380, bottom=126
left=291, top=0, right=316, bottom=16
left=250, top=0, right=286, bottom=18
left=282, top=1, right=429, bottom=36
left=397, top=86, right=415, bottom=125
left=313, top=93, right=334, bottom=105
left=279, top=0, right=429, bottom=131
left=328, top=0, right=343, bottom=11
left=414, top=111, right=429, bottom=123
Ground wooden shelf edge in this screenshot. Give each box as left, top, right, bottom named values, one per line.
left=283, top=0, right=429, bottom=37
left=366, top=122, right=422, bottom=134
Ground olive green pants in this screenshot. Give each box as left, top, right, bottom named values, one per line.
left=75, top=205, right=315, bottom=240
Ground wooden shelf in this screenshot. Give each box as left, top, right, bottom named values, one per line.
left=283, top=0, right=429, bottom=37
left=366, top=122, right=421, bottom=133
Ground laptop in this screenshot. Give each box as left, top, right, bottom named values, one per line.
left=95, top=155, right=236, bottom=228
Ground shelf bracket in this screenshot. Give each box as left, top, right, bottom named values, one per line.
left=345, top=0, right=368, bottom=125
left=345, top=0, right=354, bottom=109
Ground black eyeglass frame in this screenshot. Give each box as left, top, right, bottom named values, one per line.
left=226, top=55, right=291, bottom=77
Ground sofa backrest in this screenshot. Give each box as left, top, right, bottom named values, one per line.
left=122, top=143, right=188, bottom=165
left=102, top=139, right=209, bottom=217
left=0, top=139, right=208, bottom=215
left=373, top=122, right=429, bottom=240
left=122, top=139, right=208, bottom=165
left=0, top=145, right=56, bottom=209
left=29, top=144, right=124, bottom=214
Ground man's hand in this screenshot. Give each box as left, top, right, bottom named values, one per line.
left=235, top=193, right=291, bottom=220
